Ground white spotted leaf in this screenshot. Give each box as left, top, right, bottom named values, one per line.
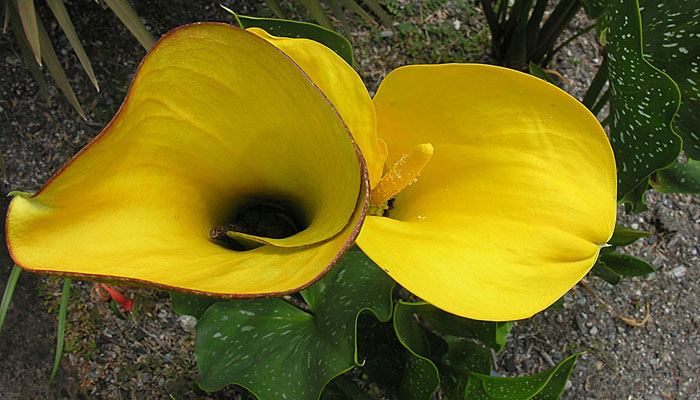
left=650, top=159, right=700, bottom=193
left=463, top=354, right=580, bottom=400
left=195, top=247, right=394, bottom=399
left=605, top=0, right=682, bottom=198
left=640, top=0, right=700, bottom=159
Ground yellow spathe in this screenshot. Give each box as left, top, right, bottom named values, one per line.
left=6, top=23, right=367, bottom=296
left=248, top=27, right=387, bottom=188
left=6, top=23, right=617, bottom=320
left=357, top=65, right=616, bottom=320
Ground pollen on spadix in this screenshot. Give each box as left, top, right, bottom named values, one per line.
left=370, top=143, right=434, bottom=208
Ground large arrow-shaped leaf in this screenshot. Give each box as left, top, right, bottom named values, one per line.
left=194, top=247, right=394, bottom=400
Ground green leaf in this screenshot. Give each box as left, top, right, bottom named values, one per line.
left=0, top=265, right=22, bottom=335
left=15, top=0, right=40, bottom=65
left=401, top=302, right=512, bottom=353
left=47, top=0, right=99, bottom=91
left=441, top=336, right=492, bottom=376
left=320, top=375, right=373, bottom=400
left=620, top=177, right=649, bottom=213
left=49, top=278, right=71, bottom=385
left=591, top=259, right=621, bottom=285
left=464, top=353, right=580, bottom=400
left=528, top=61, right=557, bottom=85
left=579, top=0, right=608, bottom=19
left=392, top=301, right=441, bottom=400
left=355, top=314, right=405, bottom=393
left=195, top=247, right=394, bottom=400
left=263, top=0, right=287, bottom=19
left=36, top=12, right=86, bottom=119
left=640, top=0, right=700, bottom=160
left=599, top=252, right=654, bottom=277
left=609, top=225, right=651, bottom=246
left=102, top=0, right=155, bottom=50
left=170, top=292, right=217, bottom=319
left=359, top=0, right=392, bottom=26
left=299, top=0, right=333, bottom=29
left=226, top=10, right=354, bottom=68
left=337, top=0, right=376, bottom=26
left=7, top=0, right=48, bottom=101
left=650, top=159, right=700, bottom=193
left=605, top=0, right=682, bottom=198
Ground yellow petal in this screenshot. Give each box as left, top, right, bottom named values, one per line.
left=357, top=64, right=617, bottom=321
left=7, top=23, right=367, bottom=296
left=248, top=27, right=387, bottom=188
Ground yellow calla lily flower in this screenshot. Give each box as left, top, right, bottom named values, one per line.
left=6, top=23, right=616, bottom=321
left=250, top=28, right=616, bottom=321
left=6, top=23, right=368, bottom=297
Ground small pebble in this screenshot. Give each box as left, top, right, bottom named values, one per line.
left=178, top=315, right=197, bottom=331
left=589, top=326, right=599, bottom=336
left=670, top=266, right=687, bottom=278
left=380, top=30, right=393, bottom=38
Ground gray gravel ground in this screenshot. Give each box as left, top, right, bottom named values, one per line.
left=1, top=1, right=698, bottom=399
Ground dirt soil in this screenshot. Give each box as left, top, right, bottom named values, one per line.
left=1, top=1, right=698, bottom=399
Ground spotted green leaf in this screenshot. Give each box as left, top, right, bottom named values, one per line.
left=640, top=0, right=700, bottom=160
left=606, top=0, right=681, bottom=198
left=464, top=354, right=580, bottom=400
left=620, top=178, right=649, bottom=213
left=651, top=159, right=700, bottom=193
left=441, top=336, right=492, bottom=376
left=404, top=302, right=512, bottom=353
left=170, top=292, right=217, bottom=319
left=195, top=247, right=394, bottom=400
left=392, top=301, right=441, bottom=400
left=579, top=0, right=608, bottom=20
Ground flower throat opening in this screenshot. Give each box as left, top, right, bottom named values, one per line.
left=210, top=198, right=307, bottom=251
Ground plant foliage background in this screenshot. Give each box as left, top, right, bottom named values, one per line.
left=0, top=0, right=698, bottom=399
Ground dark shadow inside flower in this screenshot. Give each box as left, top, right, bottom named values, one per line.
left=210, top=196, right=308, bottom=251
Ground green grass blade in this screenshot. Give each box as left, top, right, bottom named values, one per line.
left=47, top=0, right=99, bottom=91
left=525, top=0, right=548, bottom=56
left=4, top=0, right=10, bottom=32
left=534, top=0, right=580, bottom=62
left=298, top=0, right=333, bottom=29
left=338, top=0, right=375, bottom=25
left=265, top=0, right=287, bottom=19
left=102, top=0, right=155, bottom=50
left=37, top=13, right=86, bottom=119
left=48, top=278, right=71, bottom=385
left=7, top=0, right=48, bottom=101
left=15, top=0, right=40, bottom=65
left=528, top=61, right=556, bottom=84
left=590, top=88, right=610, bottom=117
left=549, top=23, right=596, bottom=61
left=582, top=56, right=609, bottom=109
left=328, top=0, right=350, bottom=35
left=360, top=0, right=392, bottom=26
left=0, top=265, right=22, bottom=335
